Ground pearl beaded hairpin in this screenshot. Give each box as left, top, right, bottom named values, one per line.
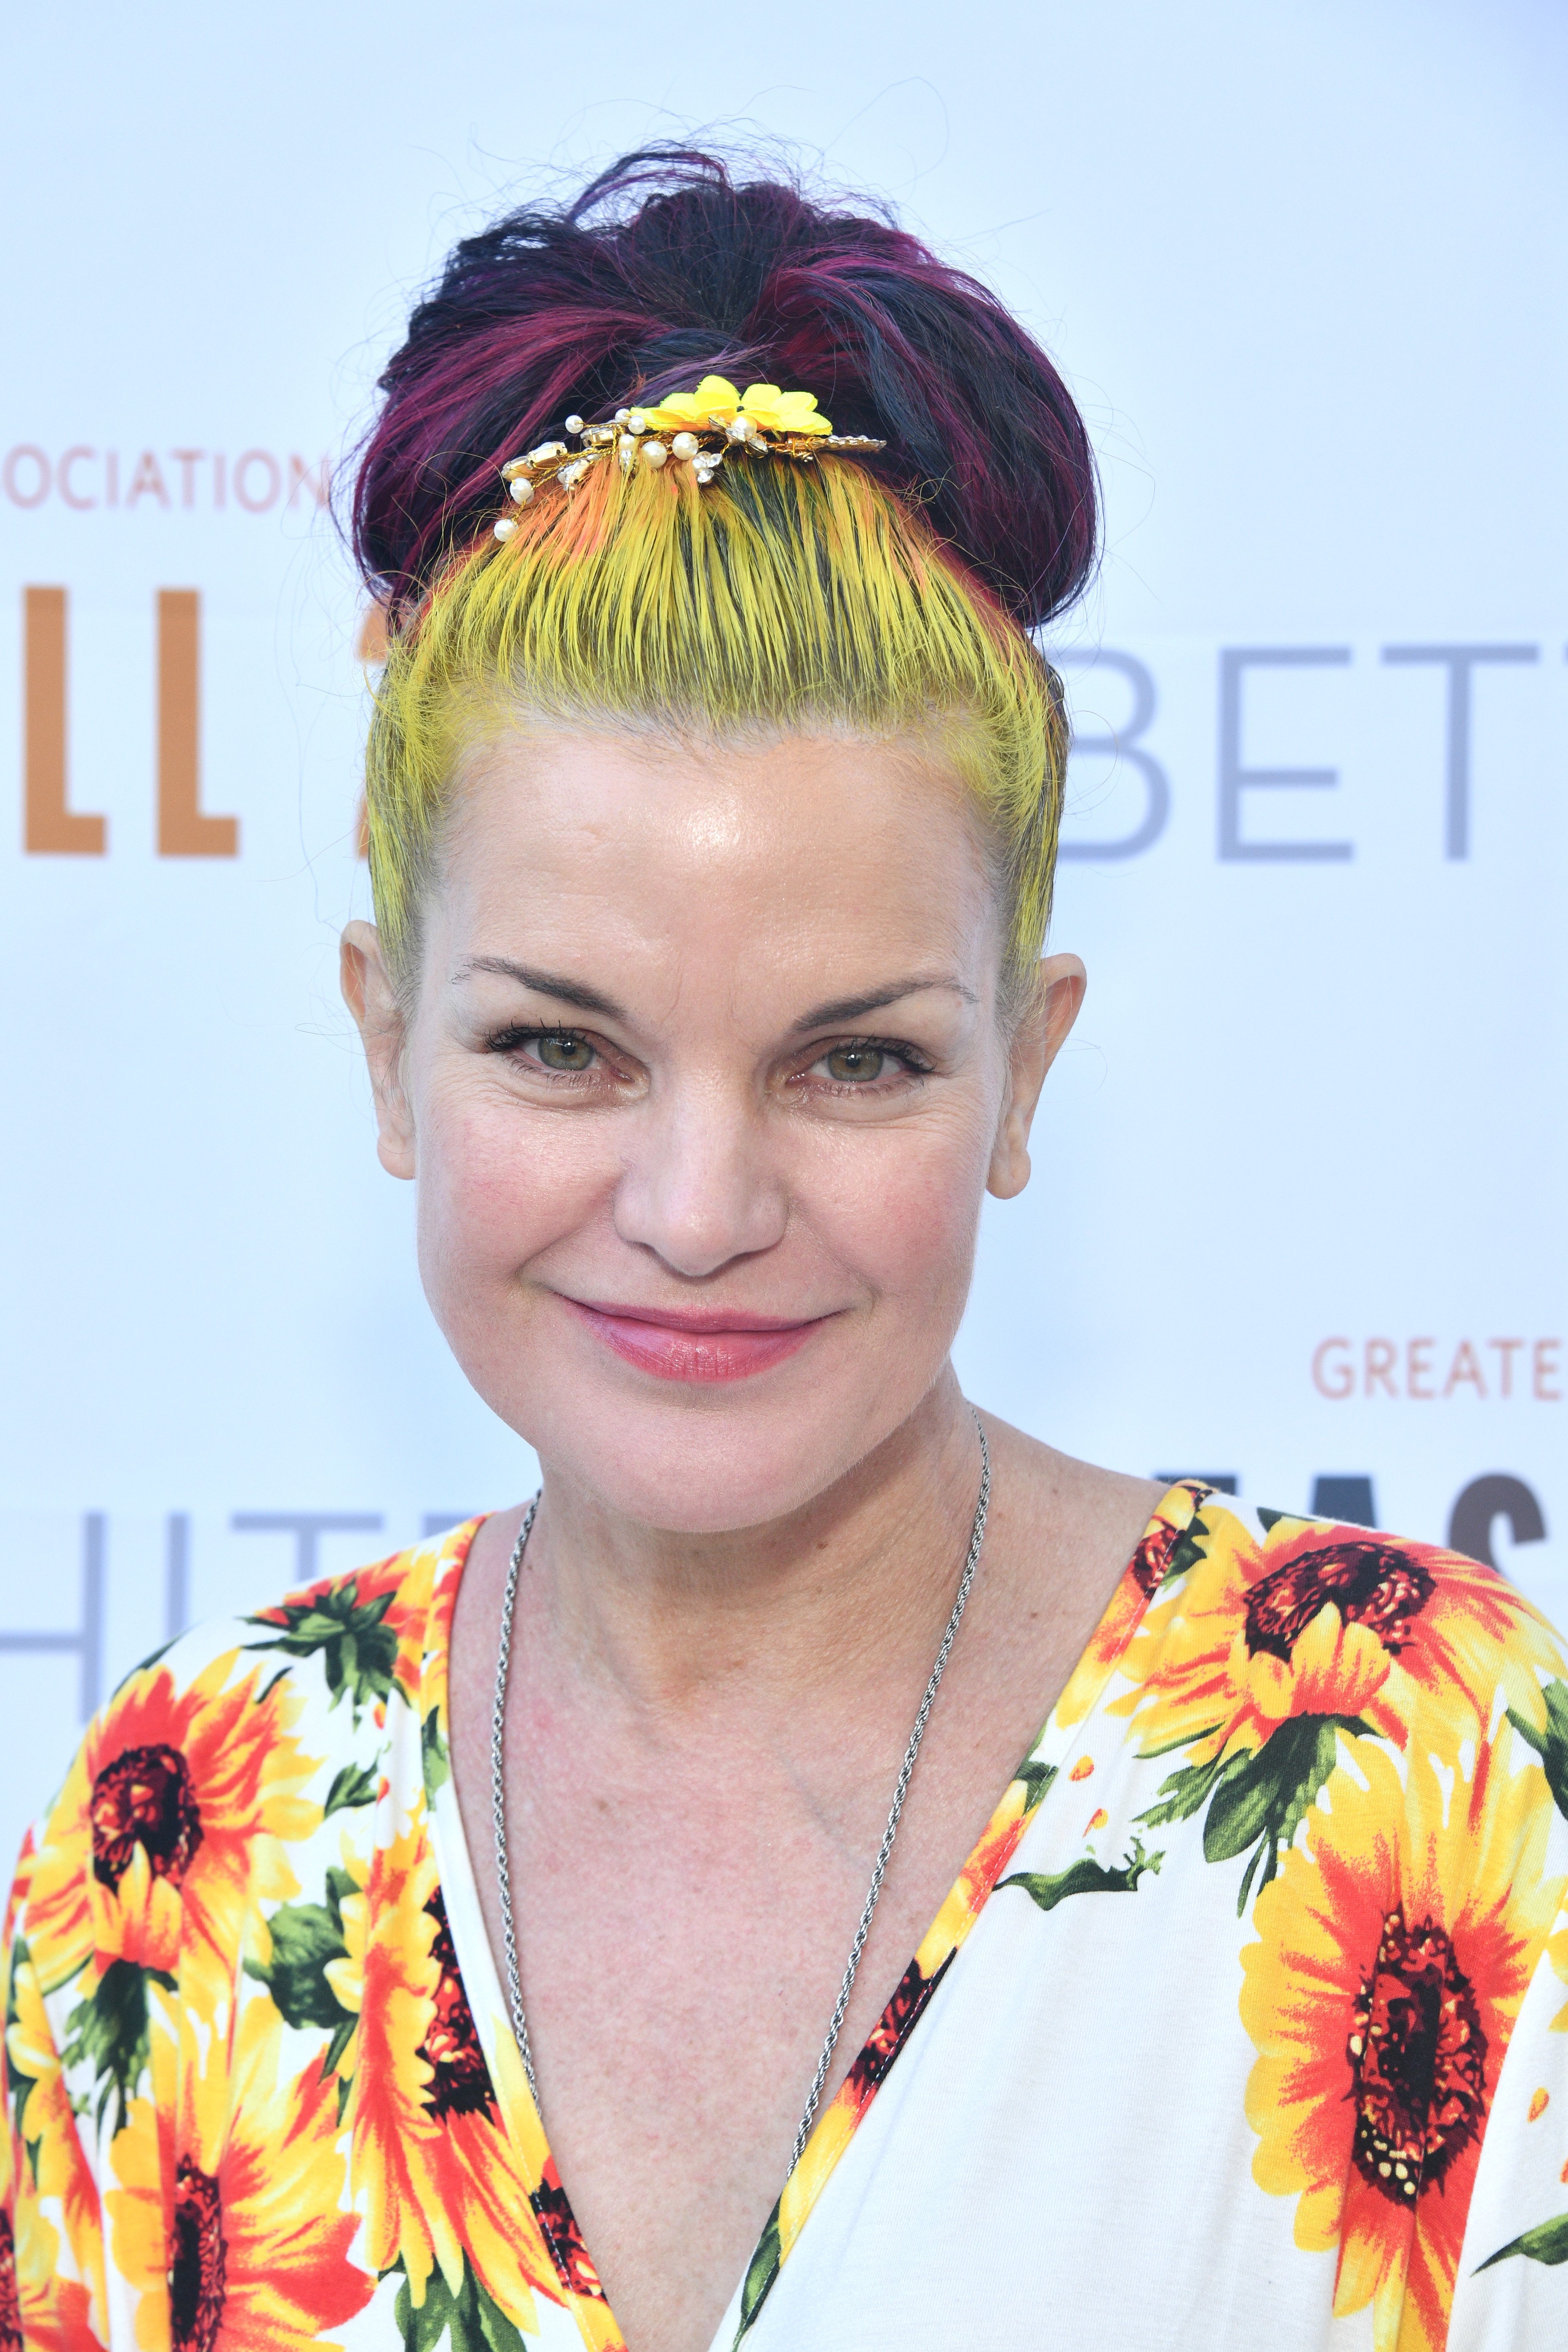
left=492, top=373, right=885, bottom=537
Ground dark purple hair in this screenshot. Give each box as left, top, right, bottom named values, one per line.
left=352, top=148, right=1098, bottom=629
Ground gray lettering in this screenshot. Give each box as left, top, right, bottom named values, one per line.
left=231, top=1511, right=384, bottom=1583
left=1218, top=647, right=1353, bottom=861
left=166, top=1512, right=191, bottom=1641
left=1311, top=1475, right=1377, bottom=1528
left=421, top=1512, right=476, bottom=1538
left=1447, top=1474, right=1546, bottom=1568
left=1058, top=652, right=1170, bottom=859
left=1380, top=644, right=1538, bottom=858
left=0, top=1511, right=105, bottom=1720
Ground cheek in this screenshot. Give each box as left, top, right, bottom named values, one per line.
left=412, top=1072, right=619, bottom=1297
left=799, top=1101, right=996, bottom=1309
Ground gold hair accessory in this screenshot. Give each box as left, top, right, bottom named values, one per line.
left=492, top=374, right=885, bottom=536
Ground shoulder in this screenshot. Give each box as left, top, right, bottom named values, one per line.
left=97, top=1523, right=467, bottom=1749
left=11, top=1526, right=481, bottom=1990
left=1102, top=1487, right=1568, bottom=1966
left=240, top=1523, right=476, bottom=1716
left=1128, top=1486, right=1567, bottom=1740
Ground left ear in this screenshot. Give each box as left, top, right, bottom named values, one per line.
left=987, top=953, right=1087, bottom=1200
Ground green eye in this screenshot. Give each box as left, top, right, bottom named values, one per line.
left=535, top=1033, right=595, bottom=1072
left=822, top=1044, right=887, bottom=1084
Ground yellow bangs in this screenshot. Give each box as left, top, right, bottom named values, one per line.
left=364, top=455, right=1065, bottom=997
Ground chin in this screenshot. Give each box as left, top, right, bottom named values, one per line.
left=475, top=1347, right=918, bottom=1535
left=605, top=1387, right=913, bottom=1530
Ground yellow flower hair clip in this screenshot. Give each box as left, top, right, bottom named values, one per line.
left=494, top=375, right=884, bottom=534
left=643, top=376, right=832, bottom=439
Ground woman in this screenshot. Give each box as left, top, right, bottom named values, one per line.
left=5, top=151, right=1567, bottom=2352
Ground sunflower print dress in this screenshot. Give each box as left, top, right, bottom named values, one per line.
left=6, top=1484, right=1568, bottom=2352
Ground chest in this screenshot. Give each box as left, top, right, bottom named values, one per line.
left=501, top=1728, right=960, bottom=2112
left=427, top=1741, right=1370, bottom=2352
left=449, top=1673, right=1043, bottom=2352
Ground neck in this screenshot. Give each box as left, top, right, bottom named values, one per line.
left=520, top=1369, right=984, bottom=1723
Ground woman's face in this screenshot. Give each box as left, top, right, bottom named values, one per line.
left=344, top=722, right=1084, bottom=1533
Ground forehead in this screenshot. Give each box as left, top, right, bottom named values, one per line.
left=440, top=721, right=1000, bottom=972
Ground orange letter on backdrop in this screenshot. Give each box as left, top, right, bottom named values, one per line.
left=1364, top=1338, right=1398, bottom=1396
left=23, top=587, right=105, bottom=854
left=158, top=591, right=238, bottom=856
left=1535, top=1341, right=1562, bottom=1403
left=1312, top=1339, right=1352, bottom=1398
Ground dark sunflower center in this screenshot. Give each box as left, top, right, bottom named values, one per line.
left=1243, top=1543, right=1435, bottom=1664
left=1347, top=1906, right=1487, bottom=2201
left=531, top=2173, right=607, bottom=2300
left=418, top=1891, right=495, bottom=2120
left=0, top=2209, right=22, bottom=2352
left=1129, top=1528, right=1173, bottom=1598
left=169, top=2157, right=226, bottom=2352
left=90, top=1742, right=204, bottom=1893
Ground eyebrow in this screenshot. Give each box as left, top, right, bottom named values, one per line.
left=455, top=957, right=629, bottom=1023
left=790, top=977, right=978, bottom=1033
left=456, top=958, right=975, bottom=1036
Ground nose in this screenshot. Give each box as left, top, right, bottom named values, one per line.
left=612, top=1081, right=788, bottom=1278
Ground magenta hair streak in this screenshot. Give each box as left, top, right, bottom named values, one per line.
left=352, top=147, right=1098, bottom=629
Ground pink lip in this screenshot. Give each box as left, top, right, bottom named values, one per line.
left=561, top=1296, right=830, bottom=1383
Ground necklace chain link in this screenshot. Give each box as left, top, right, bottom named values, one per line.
left=489, top=1410, right=991, bottom=2183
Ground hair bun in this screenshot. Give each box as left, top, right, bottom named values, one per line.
left=354, top=146, right=1098, bottom=629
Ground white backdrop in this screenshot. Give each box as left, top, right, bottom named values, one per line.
left=2, top=0, right=1564, bottom=1878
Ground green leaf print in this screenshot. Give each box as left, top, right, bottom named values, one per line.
left=1134, top=1722, right=1228, bottom=1763
left=394, top=2267, right=457, bottom=2352
left=61, top=1958, right=176, bottom=2136
left=245, top=1901, right=348, bottom=2030
left=1161, top=1512, right=1211, bottom=1584
left=1478, top=2211, right=1568, bottom=2270
left=470, top=2272, right=528, bottom=2352
left=1013, top=1758, right=1057, bottom=1810
left=1507, top=1681, right=1568, bottom=1821
left=1256, top=1508, right=1313, bottom=1534
left=245, top=1578, right=399, bottom=1719
left=245, top=1865, right=360, bottom=2072
left=736, top=2206, right=783, bottom=2339
left=999, top=1835, right=1164, bottom=1913
left=1202, top=1714, right=1368, bottom=1915
left=391, top=2255, right=528, bottom=2352
left=323, top=1761, right=379, bottom=1818
left=422, top=1706, right=451, bottom=1800
left=5, top=1935, right=41, bottom=2162
left=1136, top=1748, right=1241, bottom=1828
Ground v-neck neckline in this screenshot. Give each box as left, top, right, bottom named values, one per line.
left=423, top=1478, right=1209, bottom=2352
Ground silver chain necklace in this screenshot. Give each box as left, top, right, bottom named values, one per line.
left=489, top=1410, right=991, bottom=2178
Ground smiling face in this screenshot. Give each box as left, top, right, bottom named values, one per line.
left=344, top=721, right=1083, bottom=1534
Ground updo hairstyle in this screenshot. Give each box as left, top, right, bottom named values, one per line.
left=352, top=149, right=1098, bottom=1003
